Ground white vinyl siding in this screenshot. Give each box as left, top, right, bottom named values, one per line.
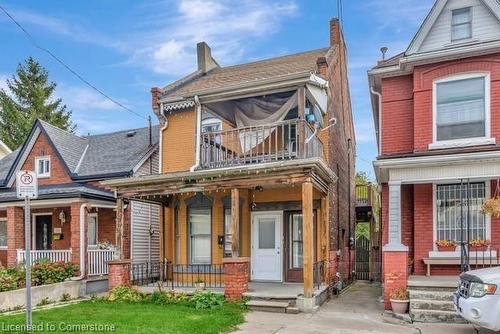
left=436, top=183, right=487, bottom=242
left=418, top=0, right=500, bottom=53
left=189, top=208, right=211, bottom=264
left=435, top=76, right=486, bottom=141
left=0, top=219, right=7, bottom=248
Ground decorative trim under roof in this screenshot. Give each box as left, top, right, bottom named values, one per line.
left=163, top=100, right=195, bottom=112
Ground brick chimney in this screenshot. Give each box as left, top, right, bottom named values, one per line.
left=151, top=87, right=161, bottom=110
left=197, top=42, right=219, bottom=73
left=330, top=18, right=341, bottom=46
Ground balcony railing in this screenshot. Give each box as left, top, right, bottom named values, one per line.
left=17, top=249, right=72, bottom=265
left=87, top=249, right=118, bottom=276
left=200, top=119, right=323, bottom=169
left=356, top=184, right=375, bottom=207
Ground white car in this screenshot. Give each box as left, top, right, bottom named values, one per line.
left=454, top=267, right=500, bottom=331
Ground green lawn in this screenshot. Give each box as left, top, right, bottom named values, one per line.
left=0, top=300, right=246, bottom=334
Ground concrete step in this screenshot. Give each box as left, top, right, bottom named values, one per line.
left=246, top=300, right=290, bottom=313
left=410, top=299, right=455, bottom=312
left=410, top=309, right=467, bottom=323
left=408, top=290, right=454, bottom=302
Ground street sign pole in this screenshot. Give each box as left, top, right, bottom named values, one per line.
left=24, top=195, right=32, bottom=329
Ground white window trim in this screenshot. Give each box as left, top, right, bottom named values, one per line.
left=0, top=218, right=7, bottom=249
left=450, top=6, right=473, bottom=43
left=429, top=72, right=493, bottom=150
left=35, top=156, right=51, bottom=178
left=201, top=118, right=222, bottom=133
left=88, top=213, right=98, bottom=247
left=432, top=181, right=491, bottom=253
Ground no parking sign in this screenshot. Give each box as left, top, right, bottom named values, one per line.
left=16, top=170, right=38, bottom=199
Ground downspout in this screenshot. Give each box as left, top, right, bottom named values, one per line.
left=72, top=203, right=87, bottom=280
left=191, top=95, right=202, bottom=172
left=370, top=86, right=382, bottom=155
left=158, top=102, right=168, bottom=174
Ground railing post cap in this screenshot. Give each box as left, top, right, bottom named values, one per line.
left=108, top=259, right=132, bottom=265
left=222, top=257, right=250, bottom=264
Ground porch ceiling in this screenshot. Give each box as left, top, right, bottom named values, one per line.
left=103, top=158, right=335, bottom=201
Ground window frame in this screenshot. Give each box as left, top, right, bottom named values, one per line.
left=187, top=207, right=212, bottom=265
left=0, top=218, right=7, bottom=249
left=201, top=118, right=222, bottom=133
left=451, top=7, right=472, bottom=42
left=432, top=181, right=491, bottom=252
left=87, top=213, right=98, bottom=247
left=430, top=72, right=492, bottom=149
left=35, top=156, right=51, bottom=178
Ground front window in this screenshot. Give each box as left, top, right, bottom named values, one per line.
left=435, top=75, right=486, bottom=142
left=452, top=7, right=472, bottom=41
left=0, top=219, right=7, bottom=248
left=35, top=156, right=50, bottom=178
left=436, top=183, right=487, bottom=244
left=289, top=213, right=304, bottom=269
left=88, top=214, right=98, bottom=246
left=188, top=208, right=211, bottom=264
left=224, top=208, right=233, bottom=257
left=174, top=205, right=180, bottom=264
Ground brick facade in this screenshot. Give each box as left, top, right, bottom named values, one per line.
left=223, top=257, right=250, bottom=300
left=108, top=260, right=131, bottom=291
left=6, top=206, right=24, bottom=267
left=383, top=251, right=408, bottom=310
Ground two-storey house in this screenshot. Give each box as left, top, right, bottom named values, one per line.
left=105, top=19, right=355, bottom=312
left=0, top=120, right=161, bottom=284
left=369, top=0, right=500, bottom=318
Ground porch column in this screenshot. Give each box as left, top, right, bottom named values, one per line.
left=115, top=198, right=124, bottom=259
left=302, top=181, right=314, bottom=298
left=382, top=181, right=408, bottom=310
left=231, top=188, right=240, bottom=257
left=6, top=206, right=24, bottom=267
left=70, top=202, right=86, bottom=275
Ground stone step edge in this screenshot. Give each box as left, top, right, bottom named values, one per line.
left=246, top=300, right=290, bottom=308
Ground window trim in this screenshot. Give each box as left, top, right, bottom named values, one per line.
left=87, top=213, right=98, bottom=247
left=0, top=218, right=7, bottom=249
left=432, top=181, right=491, bottom=252
left=187, top=207, right=212, bottom=265
left=201, top=118, right=222, bottom=133
left=35, top=156, right=51, bottom=178
left=451, top=7, right=473, bottom=42
left=430, top=72, right=492, bottom=150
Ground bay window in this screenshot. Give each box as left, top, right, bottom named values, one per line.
left=434, top=73, right=489, bottom=145
left=436, top=183, right=487, bottom=244
left=188, top=208, right=211, bottom=264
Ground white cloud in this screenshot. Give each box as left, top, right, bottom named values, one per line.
left=0, top=75, right=8, bottom=92
left=129, top=0, right=298, bottom=76
left=57, top=85, right=122, bottom=111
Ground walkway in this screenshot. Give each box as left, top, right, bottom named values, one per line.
left=234, top=281, right=496, bottom=334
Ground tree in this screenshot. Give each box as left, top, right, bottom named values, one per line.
left=0, top=57, right=75, bottom=149
left=355, top=171, right=371, bottom=185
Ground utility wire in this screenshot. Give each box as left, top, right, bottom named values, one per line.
left=0, top=4, right=147, bottom=120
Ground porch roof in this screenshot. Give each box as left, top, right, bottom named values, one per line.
left=103, top=158, right=336, bottom=199
left=0, top=183, right=115, bottom=203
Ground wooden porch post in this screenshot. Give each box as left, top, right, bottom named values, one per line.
left=231, top=188, right=240, bottom=257
left=115, top=198, right=124, bottom=260
left=302, top=181, right=314, bottom=298
left=298, top=86, right=306, bottom=158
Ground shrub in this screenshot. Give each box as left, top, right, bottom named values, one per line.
left=190, top=291, right=225, bottom=309
left=390, top=287, right=409, bottom=300
left=31, top=260, right=78, bottom=286
left=108, top=285, right=146, bottom=302
left=60, top=293, right=72, bottom=302
left=0, top=268, right=25, bottom=292
left=150, top=290, right=189, bottom=305
left=36, top=297, right=52, bottom=307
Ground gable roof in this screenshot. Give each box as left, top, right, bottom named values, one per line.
left=160, top=48, right=329, bottom=102
left=0, top=120, right=159, bottom=187
left=406, top=0, right=500, bottom=55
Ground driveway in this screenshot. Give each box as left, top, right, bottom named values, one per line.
left=234, top=282, right=496, bottom=334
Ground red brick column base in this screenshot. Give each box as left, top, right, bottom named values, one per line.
left=108, top=260, right=131, bottom=291
left=7, top=206, right=24, bottom=267
left=223, top=257, right=250, bottom=300
left=383, top=250, right=408, bottom=310
left=328, top=250, right=338, bottom=286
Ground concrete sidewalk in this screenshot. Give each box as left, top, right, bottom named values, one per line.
left=233, top=281, right=495, bottom=334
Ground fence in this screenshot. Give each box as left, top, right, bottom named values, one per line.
left=17, top=249, right=72, bottom=264
left=87, top=249, right=117, bottom=276
left=131, top=262, right=225, bottom=288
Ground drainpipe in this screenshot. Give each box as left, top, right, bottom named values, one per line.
left=72, top=203, right=88, bottom=280
left=370, top=86, right=382, bottom=155
left=191, top=95, right=202, bottom=172
left=158, top=103, right=168, bottom=174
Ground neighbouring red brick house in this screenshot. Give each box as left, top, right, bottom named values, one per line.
left=369, top=0, right=500, bottom=317
left=0, top=120, right=161, bottom=278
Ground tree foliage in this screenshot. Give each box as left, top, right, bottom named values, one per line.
left=0, top=57, right=75, bottom=149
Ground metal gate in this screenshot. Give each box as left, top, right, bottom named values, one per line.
left=355, top=236, right=370, bottom=280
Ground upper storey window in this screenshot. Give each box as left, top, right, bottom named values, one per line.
left=451, top=7, right=472, bottom=41
left=35, top=156, right=51, bottom=178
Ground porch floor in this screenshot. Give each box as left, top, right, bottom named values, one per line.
left=408, top=275, right=459, bottom=288
left=244, top=282, right=329, bottom=300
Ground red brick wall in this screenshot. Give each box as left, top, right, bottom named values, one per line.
left=381, top=75, right=414, bottom=155
left=6, top=206, right=24, bottom=267
left=413, top=184, right=434, bottom=275
left=17, top=132, right=72, bottom=186
left=383, top=251, right=408, bottom=310
left=87, top=208, right=116, bottom=246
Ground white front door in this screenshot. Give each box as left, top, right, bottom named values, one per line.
left=251, top=211, right=282, bottom=281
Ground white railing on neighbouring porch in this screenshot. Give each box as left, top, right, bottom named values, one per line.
left=17, top=249, right=72, bottom=265
left=87, top=249, right=117, bottom=276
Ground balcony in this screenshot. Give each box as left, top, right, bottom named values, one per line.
left=199, top=119, right=323, bottom=169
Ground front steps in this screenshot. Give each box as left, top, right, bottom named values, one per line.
left=246, top=300, right=298, bottom=313
left=408, top=285, right=466, bottom=323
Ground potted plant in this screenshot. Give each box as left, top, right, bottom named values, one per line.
left=469, top=239, right=490, bottom=252
left=436, top=240, right=458, bottom=252
left=482, top=181, right=500, bottom=218
left=407, top=257, right=414, bottom=276
left=194, top=278, right=206, bottom=290
left=390, top=286, right=410, bottom=315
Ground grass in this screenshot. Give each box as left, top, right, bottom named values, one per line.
left=0, top=300, right=246, bottom=334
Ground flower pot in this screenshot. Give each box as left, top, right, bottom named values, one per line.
left=390, top=299, right=409, bottom=315
left=437, top=245, right=457, bottom=252
left=470, top=245, right=488, bottom=252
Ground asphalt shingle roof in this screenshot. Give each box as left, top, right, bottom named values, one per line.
left=0, top=183, right=114, bottom=202
left=162, top=48, right=329, bottom=100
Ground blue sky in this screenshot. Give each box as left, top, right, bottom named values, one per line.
left=0, top=0, right=436, bottom=180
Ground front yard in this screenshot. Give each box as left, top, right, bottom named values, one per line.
left=0, top=299, right=245, bottom=334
